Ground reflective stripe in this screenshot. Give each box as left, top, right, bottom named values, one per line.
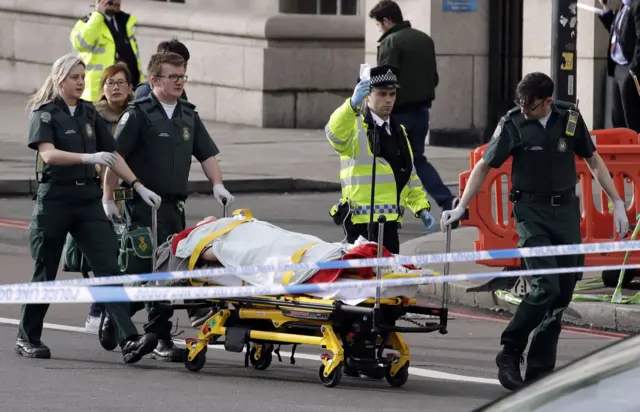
left=326, top=124, right=344, bottom=146
left=353, top=204, right=404, bottom=216
left=86, top=64, right=104, bottom=71
left=340, top=174, right=396, bottom=187
left=75, top=32, right=105, bottom=54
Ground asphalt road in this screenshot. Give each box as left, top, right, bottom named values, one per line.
left=0, top=192, right=624, bottom=412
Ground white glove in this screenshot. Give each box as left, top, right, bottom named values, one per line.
left=213, top=184, right=234, bottom=206
left=82, top=152, right=116, bottom=167
left=612, top=200, right=629, bottom=236
left=440, top=206, right=466, bottom=233
left=135, top=185, right=162, bottom=209
left=102, top=200, right=120, bottom=221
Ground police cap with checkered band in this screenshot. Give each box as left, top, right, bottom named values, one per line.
left=369, top=64, right=400, bottom=89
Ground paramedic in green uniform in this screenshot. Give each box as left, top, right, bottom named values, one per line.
left=102, top=51, right=234, bottom=362
left=440, top=72, right=629, bottom=390
left=17, top=53, right=162, bottom=363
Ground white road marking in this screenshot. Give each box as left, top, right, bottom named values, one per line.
left=0, top=316, right=499, bottom=386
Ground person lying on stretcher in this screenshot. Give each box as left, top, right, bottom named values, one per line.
left=158, top=211, right=435, bottom=327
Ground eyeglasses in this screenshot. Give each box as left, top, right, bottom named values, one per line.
left=105, top=79, right=130, bottom=87
left=514, top=99, right=545, bottom=111
left=157, top=74, right=188, bottom=83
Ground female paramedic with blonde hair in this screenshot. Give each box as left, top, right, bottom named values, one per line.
left=15, top=53, right=160, bottom=364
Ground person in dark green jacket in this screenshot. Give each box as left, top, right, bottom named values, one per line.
left=368, top=0, right=458, bottom=224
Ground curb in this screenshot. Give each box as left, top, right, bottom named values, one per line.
left=417, top=280, right=640, bottom=333
left=0, top=179, right=459, bottom=197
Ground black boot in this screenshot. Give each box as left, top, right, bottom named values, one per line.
left=98, top=310, right=118, bottom=351
left=150, top=337, right=184, bottom=362
left=496, top=347, right=525, bottom=391
left=14, top=338, right=51, bottom=359
left=121, top=333, right=158, bottom=364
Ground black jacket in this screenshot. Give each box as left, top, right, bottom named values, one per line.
left=598, top=1, right=640, bottom=75
left=376, top=21, right=439, bottom=110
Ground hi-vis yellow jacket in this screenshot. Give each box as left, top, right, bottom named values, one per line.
left=326, top=98, right=430, bottom=225
left=70, top=11, right=144, bottom=103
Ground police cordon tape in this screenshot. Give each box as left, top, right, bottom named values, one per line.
left=1, top=262, right=640, bottom=304
left=3, top=238, right=639, bottom=290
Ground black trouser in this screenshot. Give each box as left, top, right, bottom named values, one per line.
left=20, top=183, right=139, bottom=345
left=611, top=63, right=640, bottom=133
left=393, top=105, right=454, bottom=210
left=123, top=196, right=186, bottom=340
left=501, top=192, right=582, bottom=376
left=344, top=219, right=400, bottom=254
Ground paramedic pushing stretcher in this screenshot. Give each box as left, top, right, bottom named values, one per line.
left=326, top=64, right=435, bottom=253
left=101, top=51, right=234, bottom=362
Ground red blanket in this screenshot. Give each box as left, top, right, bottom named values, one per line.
left=305, top=243, right=417, bottom=284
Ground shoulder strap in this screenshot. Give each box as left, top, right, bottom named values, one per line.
left=179, top=99, right=196, bottom=130
left=135, top=99, right=165, bottom=127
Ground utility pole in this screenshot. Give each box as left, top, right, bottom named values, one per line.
left=551, top=0, right=578, bottom=103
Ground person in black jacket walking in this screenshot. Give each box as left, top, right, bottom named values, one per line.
left=368, top=1, right=458, bottom=224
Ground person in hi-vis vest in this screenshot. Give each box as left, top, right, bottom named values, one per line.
left=70, top=0, right=143, bottom=103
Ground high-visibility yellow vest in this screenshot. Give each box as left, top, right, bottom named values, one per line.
left=70, top=12, right=144, bottom=103
left=325, top=98, right=430, bottom=225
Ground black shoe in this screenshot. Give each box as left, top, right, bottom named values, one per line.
left=121, top=333, right=158, bottom=364
left=14, top=338, right=51, bottom=359
left=98, top=310, right=118, bottom=351
left=496, top=348, right=525, bottom=391
left=149, top=337, right=184, bottom=362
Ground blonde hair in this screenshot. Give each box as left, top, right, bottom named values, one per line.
left=26, top=53, right=85, bottom=114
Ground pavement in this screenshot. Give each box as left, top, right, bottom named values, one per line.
left=402, top=226, right=640, bottom=333
left=0, top=91, right=468, bottom=196
left=0, top=193, right=627, bottom=412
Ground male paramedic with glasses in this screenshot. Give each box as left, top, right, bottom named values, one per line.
left=440, top=72, right=629, bottom=391
left=101, top=51, right=234, bottom=362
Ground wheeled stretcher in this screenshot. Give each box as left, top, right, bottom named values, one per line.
left=148, top=204, right=452, bottom=388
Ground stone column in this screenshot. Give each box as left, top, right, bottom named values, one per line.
left=364, top=0, right=490, bottom=146
left=522, top=0, right=611, bottom=129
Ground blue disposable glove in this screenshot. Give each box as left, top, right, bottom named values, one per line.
left=420, top=209, right=436, bottom=234
left=350, top=79, right=371, bottom=110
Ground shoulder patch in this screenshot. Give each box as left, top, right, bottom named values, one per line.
left=491, top=122, right=503, bottom=139
left=40, top=112, right=51, bottom=124
left=80, top=13, right=91, bottom=23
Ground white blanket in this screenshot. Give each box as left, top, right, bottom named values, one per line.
left=174, top=213, right=431, bottom=304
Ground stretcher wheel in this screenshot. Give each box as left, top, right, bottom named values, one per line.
left=249, top=346, right=273, bottom=370
left=385, top=364, right=409, bottom=387
left=184, top=348, right=207, bottom=372
left=318, top=364, right=342, bottom=388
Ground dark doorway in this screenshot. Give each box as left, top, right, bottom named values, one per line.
left=485, top=0, right=524, bottom=143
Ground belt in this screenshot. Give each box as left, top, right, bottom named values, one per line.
left=44, top=177, right=99, bottom=186
left=512, top=189, right=575, bottom=206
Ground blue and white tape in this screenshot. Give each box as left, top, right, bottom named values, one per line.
left=0, top=262, right=639, bottom=304
left=3, top=239, right=640, bottom=290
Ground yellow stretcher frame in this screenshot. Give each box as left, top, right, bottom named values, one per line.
left=164, top=207, right=450, bottom=388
